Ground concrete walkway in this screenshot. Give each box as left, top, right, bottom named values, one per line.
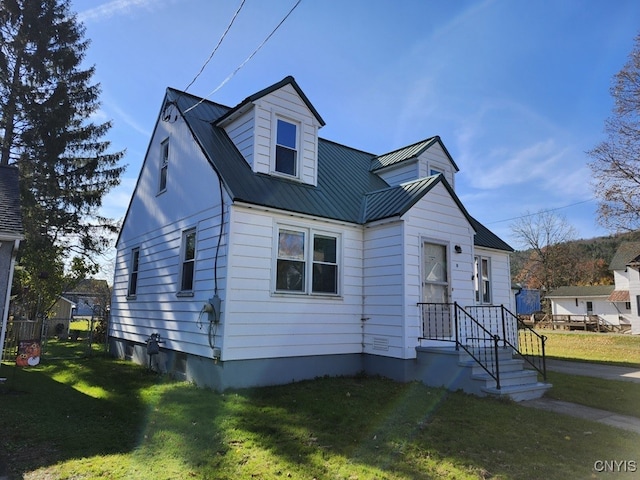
left=545, top=358, right=640, bottom=383
left=520, top=359, right=640, bottom=434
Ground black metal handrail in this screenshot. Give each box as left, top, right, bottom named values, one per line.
left=418, top=302, right=503, bottom=390
left=465, top=305, right=547, bottom=381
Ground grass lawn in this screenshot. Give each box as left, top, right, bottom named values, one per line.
left=540, top=330, right=640, bottom=366
left=1, top=339, right=639, bottom=480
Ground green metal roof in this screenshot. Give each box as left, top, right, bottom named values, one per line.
left=546, top=285, right=615, bottom=298
left=164, top=77, right=511, bottom=252
left=370, top=136, right=460, bottom=172
left=609, top=242, right=640, bottom=271
left=215, top=75, right=325, bottom=127
left=470, top=217, right=514, bottom=252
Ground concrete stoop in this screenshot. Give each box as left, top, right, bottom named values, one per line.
left=415, top=345, right=552, bottom=401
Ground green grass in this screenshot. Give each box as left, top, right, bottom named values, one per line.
left=540, top=330, right=640, bottom=366
left=1, top=339, right=639, bottom=479
left=546, top=370, right=640, bottom=418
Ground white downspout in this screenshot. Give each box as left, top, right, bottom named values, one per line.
left=0, top=239, right=20, bottom=372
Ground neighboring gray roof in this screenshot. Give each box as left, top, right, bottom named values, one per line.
left=157, top=79, right=511, bottom=252
left=370, top=136, right=460, bottom=172
left=546, top=285, right=615, bottom=298
left=609, top=242, right=640, bottom=271
left=0, top=165, right=23, bottom=239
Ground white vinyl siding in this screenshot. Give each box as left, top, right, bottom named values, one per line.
left=417, top=142, right=455, bottom=189
left=111, top=110, right=228, bottom=358
left=376, top=160, right=419, bottom=186
left=362, top=222, right=405, bottom=357
left=222, top=206, right=362, bottom=361
left=251, top=84, right=320, bottom=186
left=224, top=112, right=255, bottom=168
left=403, top=183, right=475, bottom=353
left=373, top=142, right=456, bottom=189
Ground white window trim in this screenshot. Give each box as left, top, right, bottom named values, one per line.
left=273, top=222, right=341, bottom=297
left=158, top=137, right=169, bottom=194
left=178, top=228, right=197, bottom=295
left=127, top=247, right=140, bottom=298
left=271, top=111, right=302, bottom=180
left=474, top=255, right=492, bottom=304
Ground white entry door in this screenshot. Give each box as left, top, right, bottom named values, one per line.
left=422, top=242, right=451, bottom=337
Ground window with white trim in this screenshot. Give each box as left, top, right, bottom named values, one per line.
left=127, top=247, right=140, bottom=297
left=159, top=138, right=169, bottom=192
left=274, top=118, right=298, bottom=176
left=275, top=226, right=339, bottom=295
left=474, top=256, right=491, bottom=304
left=180, top=229, right=196, bottom=292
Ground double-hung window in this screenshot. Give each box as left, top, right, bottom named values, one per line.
left=127, top=247, right=140, bottom=297
left=275, top=118, right=298, bottom=176
left=159, top=138, right=169, bottom=192
left=276, top=226, right=339, bottom=295
left=180, top=229, right=196, bottom=292
left=474, top=256, right=491, bottom=304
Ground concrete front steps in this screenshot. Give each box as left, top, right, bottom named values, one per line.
left=415, top=345, right=552, bottom=401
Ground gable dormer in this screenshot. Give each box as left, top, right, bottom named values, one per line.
left=370, top=136, right=459, bottom=189
left=216, top=76, right=325, bottom=186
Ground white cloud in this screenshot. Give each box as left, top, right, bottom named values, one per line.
left=77, top=0, right=170, bottom=23
left=108, top=102, right=151, bottom=137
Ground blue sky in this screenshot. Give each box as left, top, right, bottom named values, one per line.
left=71, top=0, right=640, bottom=272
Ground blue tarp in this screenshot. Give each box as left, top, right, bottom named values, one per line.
left=515, top=289, right=541, bottom=314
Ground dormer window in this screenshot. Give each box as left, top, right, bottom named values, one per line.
left=275, top=118, right=298, bottom=176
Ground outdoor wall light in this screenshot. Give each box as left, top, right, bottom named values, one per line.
left=454, top=245, right=462, bottom=254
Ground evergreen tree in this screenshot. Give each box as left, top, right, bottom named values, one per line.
left=0, top=0, right=125, bottom=316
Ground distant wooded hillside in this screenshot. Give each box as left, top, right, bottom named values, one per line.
left=510, top=230, right=640, bottom=289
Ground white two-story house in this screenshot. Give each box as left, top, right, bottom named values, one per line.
left=110, top=76, right=543, bottom=397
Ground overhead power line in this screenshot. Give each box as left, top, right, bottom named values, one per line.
left=486, top=198, right=596, bottom=224
left=184, top=0, right=303, bottom=114
left=183, top=0, right=246, bottom=94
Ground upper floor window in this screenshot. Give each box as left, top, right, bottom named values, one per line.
left=275, top=119, right=298, bottom=176
left=474, top=256, right=491, bottom=304
left=159, top=138, right=169, bottom=192
left=127, top=247, right=140, bottom=297
left=275, top=225, right=339, bottom=295
left=180, top=229, right=196, bottom=292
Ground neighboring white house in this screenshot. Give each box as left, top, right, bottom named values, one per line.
left=546, top=242, right=640, bottom=333
left=109, top=76, right=516, bottom=391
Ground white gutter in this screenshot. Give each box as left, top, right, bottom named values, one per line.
left=0, top=239, right=21, bottom=371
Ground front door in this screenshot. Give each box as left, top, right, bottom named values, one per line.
left=422, top=242, right=451, bottom=337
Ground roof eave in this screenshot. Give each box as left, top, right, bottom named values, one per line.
left=215, top=76, right=326, bottom=128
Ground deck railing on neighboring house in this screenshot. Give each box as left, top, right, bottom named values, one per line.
left=418, top=303, right=548, bottom=390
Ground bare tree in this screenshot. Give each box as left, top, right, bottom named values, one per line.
left=588, top=33, right=640, bottom=232
left=510, top=210, right=578, bottom=292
